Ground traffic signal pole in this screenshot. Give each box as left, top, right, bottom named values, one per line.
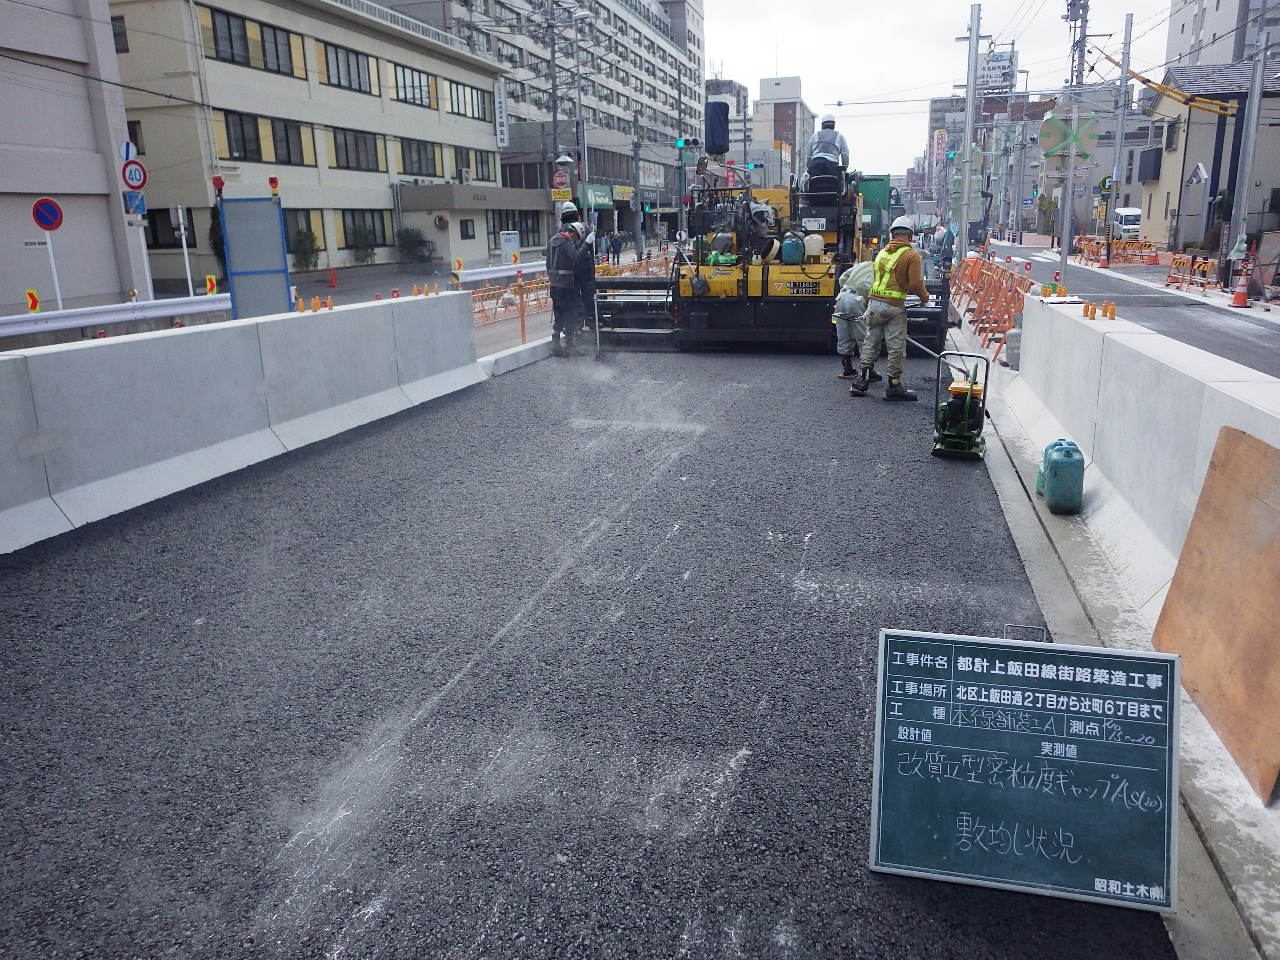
left=958, top=4, right=981, bottom=261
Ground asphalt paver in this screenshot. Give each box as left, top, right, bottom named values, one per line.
left=0, top=350, right=1176, bottom=959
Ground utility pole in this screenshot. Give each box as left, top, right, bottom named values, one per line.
left=1067, top=0, right=1090, bottom=87
left=1014, top=121, right=1028, bottom=241
left=549, top=21, right=559, bottom=188
left=958, top=3, right=982, bottom=260
left=1058, top=102, right=1079, bottom=276
left=1105, top=13, right=1132, bottom=267
left=632, top=110, right=644, bottom=258
left=1228, top=28, right=1269, bottom=264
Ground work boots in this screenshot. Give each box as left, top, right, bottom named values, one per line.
left=838, top=354, right=855, bottom=379
left=849, top=366, right=873, bottom=397
left=884, top=377, right=918, bottom=401
left=552, top=332, right=565, bottom=357
left=564, top=333, right=577, bottom=357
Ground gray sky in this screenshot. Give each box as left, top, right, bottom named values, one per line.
left=704, top=0, right=1175, bottom=174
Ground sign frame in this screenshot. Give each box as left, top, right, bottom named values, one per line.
left=869, top=628, right=1180, bottom=913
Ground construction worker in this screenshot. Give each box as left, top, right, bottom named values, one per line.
left=805, top=114, right=849, bottom=182
left=559, top=200, right=579, bottom=226
left=850, top=216, right=930, bottom=401
left=576, top=227, right=598, bottom=333
left=547, top=219, right=584, bottom=356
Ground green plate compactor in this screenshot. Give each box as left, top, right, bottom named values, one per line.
left=932, top=351, right=990, bottom=459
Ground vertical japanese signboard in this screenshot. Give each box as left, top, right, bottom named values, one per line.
left=870, top=630, right=1179, bottom=911
left=494, top=81, right=509, bottom=149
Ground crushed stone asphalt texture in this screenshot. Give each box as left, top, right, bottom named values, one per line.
left=0, top=350, right=1176, bottom=959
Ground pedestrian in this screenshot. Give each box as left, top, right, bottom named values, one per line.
left=850, top=216, right=930, bottom=401
left=546, top=219, right=584, bottom=356
left=610, top=231, right=623, bottom=265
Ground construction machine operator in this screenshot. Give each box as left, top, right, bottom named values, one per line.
left=849, top=216, right=930, bottom=401
left=805, top=114, right=850, bottom=181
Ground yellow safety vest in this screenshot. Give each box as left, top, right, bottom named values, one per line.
left=868, top=245, right=911, bottom=300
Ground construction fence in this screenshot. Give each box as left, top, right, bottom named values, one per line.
left=950, top=255, right=1038, bottom=362
left=1073, top=235, right=1160, bottom=266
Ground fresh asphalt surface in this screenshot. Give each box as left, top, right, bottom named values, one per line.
left=0, top=351, right=1175, bottom=959
left=991, top=241, right=1280, bottom=377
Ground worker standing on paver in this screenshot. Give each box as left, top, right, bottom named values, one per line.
left=547, top=219, right=585, bottom=356
left=850, top=216, right=929, bottom=401
left=805, top=114, right=849, bottom=183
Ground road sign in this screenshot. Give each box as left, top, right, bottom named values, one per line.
left=1099, top=175, right=1114, bottom=192
left=23, top=239, right=48, bottom=248
left=1022, top=198, right=1034, bottom=206
left=205, top=275, right=218, bottom=295
left=120, top=140, right=138, bottom=162
left=121, top=159, right=148, bottom=190
left=32, top=198, right=63, bottom=231
left=1038, top=112, right=1100, bottom=159
left=871, top=629, right=1179, bottom=912
left=551, top=169, right=570, bottom=189
left=25, top=289, right=40, bottom=312
left=124, top=190, right=147, bottom=215
left=452, top=257, right=464, bottom=271
left=551, top=188, right=572, bottom=202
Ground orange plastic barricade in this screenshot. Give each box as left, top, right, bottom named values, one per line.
left=1165, top=254, right=1193, bottom=288
left=1187, top=257, right=1223, bottom=292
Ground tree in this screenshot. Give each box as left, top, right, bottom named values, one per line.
left=396, top=227, right=431, bottom=263
left=292, top=229, right=320, bottom=270
left=1035, top=194, right=1057, bottom=232
left=348, top=225, right=377, bottom=265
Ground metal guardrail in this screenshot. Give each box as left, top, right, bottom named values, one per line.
left=0, top=295, right=231, bottom=339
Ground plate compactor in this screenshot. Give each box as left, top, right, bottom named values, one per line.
left=932, top=351, right=989, bottom=459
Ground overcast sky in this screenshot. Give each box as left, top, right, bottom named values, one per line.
left=704, top=0, right=1175, bottom=174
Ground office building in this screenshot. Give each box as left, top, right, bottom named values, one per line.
left=1, top=0, right=152, bottom=314
left=110, top=0, right=539, bottom=286
left=752, top=77, right=815, bottom=184
left=1166, top=0, right=1280, bottom=67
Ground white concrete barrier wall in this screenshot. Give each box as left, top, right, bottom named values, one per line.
left=1014, top=294, right=1280, bottom=618
left=1, top=295, right=546, bottom=554
left=0, top=356, right=74, bottom=553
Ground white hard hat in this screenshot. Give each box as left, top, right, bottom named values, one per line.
left=820, top=113, right=835, bottom=126
left=890, top=216, right=915, bottom=234
left=560, top=200, right=578, bottom=216
left=568, top=220, right=587, bottom=238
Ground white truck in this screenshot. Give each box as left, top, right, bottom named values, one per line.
left=1112, top=207, right=1143, bottom=240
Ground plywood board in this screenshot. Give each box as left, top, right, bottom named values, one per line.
left=1153, top=426, right=1280, bottom=803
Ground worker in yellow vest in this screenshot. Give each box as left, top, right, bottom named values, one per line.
left=850, top=216, right=931, bottom=400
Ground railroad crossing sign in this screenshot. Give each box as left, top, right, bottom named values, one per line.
left=32, top=197, right=63, bottom=231
left=1038, top=112, right=1100, bottom=159
left=25, top=289, right=40, bottom=312
left=551, top=169, right=570, bottom=189
left=121, top=159, right=148, bottom=190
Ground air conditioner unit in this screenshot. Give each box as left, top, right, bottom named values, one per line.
left=459, top=168, right=473, bottom=183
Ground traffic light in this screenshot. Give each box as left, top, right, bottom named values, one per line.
left=745, top=162, right=762, bottom=169
left=674, top=137, right=701, bottom=149
left=1031, top=185, right=1039, bottom=198
left=946, top=150, right=957, bottom=159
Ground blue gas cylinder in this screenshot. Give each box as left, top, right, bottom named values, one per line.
left=780, top=235, right=804, bottom=265
left=1043, top=441, right=1085, bottom=515
left=1035, top=439, right=1073, bottom=496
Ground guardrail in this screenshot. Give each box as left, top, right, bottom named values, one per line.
left=0, top=295, right=231, bottom=338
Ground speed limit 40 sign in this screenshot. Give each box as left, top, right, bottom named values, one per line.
left=121, top=160, right=148, bottom=190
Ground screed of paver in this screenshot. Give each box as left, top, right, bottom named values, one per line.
left=0, top=351, right=1175, bottom=959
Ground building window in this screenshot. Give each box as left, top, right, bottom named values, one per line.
left=261, top=24, right=293, bottom=74
left=1164, top=192, right=1171, bottom=218
left=474, top=150, right=494, bottom=181
left=211, top=9, right=249, bottom=64
left=224, top=111, right=261, bottom=161
left=284, top=208, right=324, bottom=253
left=111, top=15, right=129, bottom=52
left=322, top=42, right=375, bottom=94
left=444, top=79, right=495, bottom=120
left=394, top=64, right=435, bottom=107
left=454, top=146, right=470, bottom=177
left=331, top=128, right=381, bottom=171
left=485, top=209, right=543, bottom=249
left=197, top=6, right=304, bottom=77
left=271, top=118, right=310, bottom=165
left=340, top=209, right=391, bottom=247
left=127, top=120, right=144, bottom=155
left=460, top=218, right=476, bottom=239
left=144, top=207, right=196, bottom=249
left=401, top=138, right=441, bottom=176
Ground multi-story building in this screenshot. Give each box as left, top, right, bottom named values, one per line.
left=1166, top=0, right=1280, bottom=67
left=1, top=0, right=151, bottom=313
left=407, top=0, right=703, bottom=232
left=752, top=77, right=815, bottom=184
left=110, top=0, right=541, bottom=287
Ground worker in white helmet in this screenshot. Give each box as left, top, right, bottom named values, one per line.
left=805, top=114, right=850, bottom=182
left=850, top=216, right=930, bottom=401
left=547, top=216, right=585, bottom=355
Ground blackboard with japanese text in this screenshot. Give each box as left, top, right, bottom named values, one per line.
left=870, top=630, right=1179, bottom=911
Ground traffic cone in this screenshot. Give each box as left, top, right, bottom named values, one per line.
left=1099, top=248, right=1109, bottom=268
left=296, top=297, right=306, bottom=312
left=328, top=268, right=338, bottom=288
left=325, top=296, right=334, bottom=310
left=1229, top=267, right=1250, bottom=308
left=1145, top=247, right=1159, bottom=265
left=412, top=284, right=421, bottom=296
left=310, top=295, right=321, bottom=312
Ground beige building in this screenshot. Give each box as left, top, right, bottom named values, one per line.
left=1136, top=65, right=1280, bottom=250
left=1, top=0, right=152, bottom=315
left=110, top=0, right=542, bottom=286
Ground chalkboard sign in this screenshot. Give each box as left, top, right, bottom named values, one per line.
left=870, top=629, right=1179, bottom=912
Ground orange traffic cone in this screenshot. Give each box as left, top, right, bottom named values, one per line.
left=310, top=295, right=322, bottom=312
left=1099, top=248, right=1109, bottom=268
left=412, top=284, right=421, bottom=296
left=325, top=296, right=334, bottom=310
left=296, top=297, right=306, bottom=312
left=1145, top=247, right=1159, bottom=265
left=327, top=268, right=338, bottom=289
left=1229, top=267, right=1250, bottom=308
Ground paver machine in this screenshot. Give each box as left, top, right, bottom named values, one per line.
left=594, top=166, right=949, bottom=353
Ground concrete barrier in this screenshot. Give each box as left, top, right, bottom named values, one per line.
left=15, top=322, right=286, bottom=528
left=0, top=356, right=74, bottom=553
left=256, top=301, right=411, bottom=450
left=1, top=293, right=555, bottom=554
left=392, top=292, right=486, bottom=405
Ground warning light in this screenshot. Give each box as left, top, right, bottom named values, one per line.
left=211, top=175, right=225, bottom=197
left=268, top=176, right=279, bottom=195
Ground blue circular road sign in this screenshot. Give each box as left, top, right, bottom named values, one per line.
left=32, top=197, right=64, bottom=231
